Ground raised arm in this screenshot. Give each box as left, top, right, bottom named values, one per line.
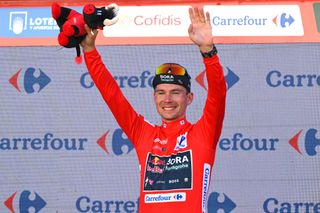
left=189, top=7, right=227, bottom=148
left=80, top=25, right=144, bottom=147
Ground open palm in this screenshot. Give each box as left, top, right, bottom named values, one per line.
left=188, top=7, right=213, bottom=52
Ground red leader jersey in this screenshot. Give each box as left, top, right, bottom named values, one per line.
left=84, top=49, right=226, bottom=213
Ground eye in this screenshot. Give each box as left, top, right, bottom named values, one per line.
left=156, top=91, right=165, bottom=95
left=172, top=90, right=181, bottom=95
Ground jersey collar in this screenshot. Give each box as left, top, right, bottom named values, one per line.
left=161, top=117, right=187, bottom=129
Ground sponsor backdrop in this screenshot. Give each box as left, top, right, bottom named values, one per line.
left=0, top=43, right=319, bottom=212
left=1, top=2, right=320, bottom=45
left=0, top=1, right=320, bottom=213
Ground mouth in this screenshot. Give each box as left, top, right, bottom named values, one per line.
left=162, top=106, right=176, bottom=111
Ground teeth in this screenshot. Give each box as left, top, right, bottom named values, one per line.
left=163, top=107, right=175, bottom=111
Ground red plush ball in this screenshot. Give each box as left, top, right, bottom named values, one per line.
left=58, top=33, right=69, bottom=46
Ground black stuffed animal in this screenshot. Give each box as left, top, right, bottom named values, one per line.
left=52, top=2, right=119, bottom=63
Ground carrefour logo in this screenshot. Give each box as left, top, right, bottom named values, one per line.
left=195, top=67, right=239, bottom=91
left=9, top=67, right=51, bottom=93
left=80, top=66, right=239, bottom=91
left=289, top=128, right=320, bottom=156
left=266, top=70, right=320, bottom=87
left=208, top=192, right=237, bottom=213
left=76, top=192, right=235, bottom=212
left=219, top=133, right=279, bottom=152
left=144, top=192, right=186, bottom=203
left=4, top=190, right=46, bottom=213
left=205, top=5, right=303, bottom=36
left=0, top=132, right=87, bottom=151
left=76, top=196, right=139, bottom=212
left=80, top=70, right=153, bottom=89
left=97, top=129, right=134, bottom=155
left=263, top=197, right=320, bottom=213
left=272, top=13, right=295, bottom=28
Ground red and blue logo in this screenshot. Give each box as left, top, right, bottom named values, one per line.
left=289, top=128, right=320, bottom=156
left=208, top=192, right=236, bottom=213
left=272, top=13, right=295, bottom=28
left=97, top=129, right=134, bottom=156
left=196, top=67, right=239, bottom=91
left=4, top=190, right=46, bottom=213
left=9, top=67, right=51, bottom=93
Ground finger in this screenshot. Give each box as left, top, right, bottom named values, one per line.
left=199, top=8, right=206, bottom=23
left=84, top=24, right=98, bottom=37
left=206, top=11, right=211, bottom=26
left=91, top=28, right=98, bottom=37
left=188, top=24, right=193, bottom=34
left=194, top=7, right=201, bottom=23
left=84, top=24, right=91, bottom=34
left=189, top=7, right=195, bottom=23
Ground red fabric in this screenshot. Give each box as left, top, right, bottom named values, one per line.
left=84, top=49, right=226, bottom=213
left=83, top=4, right=95, bottom=15
left=51, top=2, right=61, bottom=20
left=62, top=22, right=75, bottom=36
left=57, top=33, right=69, bottom=46
left=75, top=55, right=83, bottom=64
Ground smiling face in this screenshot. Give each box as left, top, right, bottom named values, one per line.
left=154, top=83, right=193, bottom=123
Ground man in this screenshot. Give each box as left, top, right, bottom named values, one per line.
left=81, top=7, right=226, bottom=213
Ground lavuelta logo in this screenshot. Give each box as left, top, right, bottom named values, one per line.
left=9, top=67, right=51, bottom=93
left=289, top=128, right=320, bottom=156
left=97, top=129, right=134, bottom=155
left=196, top=67, right=239, bottom=91
left=4, top=190, right=46, bottom=213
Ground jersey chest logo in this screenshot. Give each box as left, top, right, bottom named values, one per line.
left=174, top=132, right=188, bottom=151
left=143, top=150, right=193, bottom=192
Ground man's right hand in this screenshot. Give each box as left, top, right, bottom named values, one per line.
left=80, top=24, right=98, bottom=52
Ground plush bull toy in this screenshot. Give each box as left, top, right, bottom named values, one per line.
left=52, top=2, right=119, bottom=63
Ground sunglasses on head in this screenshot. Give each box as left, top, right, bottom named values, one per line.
left=155, top=63, right=186, bottom=76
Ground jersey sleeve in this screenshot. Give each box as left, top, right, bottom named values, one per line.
left=83, top=48, right=145, bottom=148
left=195, top=55, right=227, bottom=149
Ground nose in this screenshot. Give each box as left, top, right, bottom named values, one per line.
left=163, top=93, right=173, bottom=102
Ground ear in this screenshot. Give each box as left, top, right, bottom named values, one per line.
left=51, top=2, right=71, bottom=28
left=83, top=3, right=120, bottom=29
left=187, top=92, right=194, bottom=105
left=51, top=2, right=62, bottom=20
left=103, top=3, right=120, bottom=26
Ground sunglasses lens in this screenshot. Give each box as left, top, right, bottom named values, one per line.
left=156, top=64, right=185, bottom=76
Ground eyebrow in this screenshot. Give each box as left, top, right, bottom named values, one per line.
left=155, top=88, right=184, bottom=93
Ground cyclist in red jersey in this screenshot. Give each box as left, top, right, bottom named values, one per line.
left=81, top=7, right=226, bottom=213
